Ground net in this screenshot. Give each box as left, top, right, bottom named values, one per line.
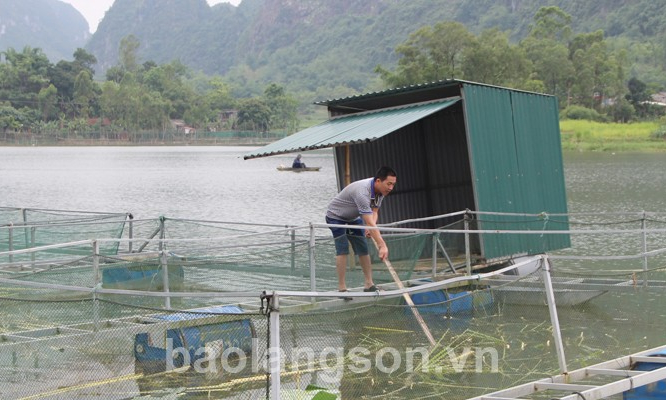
left=2, top=210, right=666, bottom=399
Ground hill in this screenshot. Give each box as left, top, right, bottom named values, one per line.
left=83, top=0, right=666, bottom=97
left=2, top=0, right=666, bottom=100
left=0, top=0, right=90, bottom=61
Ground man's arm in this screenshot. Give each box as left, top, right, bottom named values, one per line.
left=362, top=211, right=388, bottom=260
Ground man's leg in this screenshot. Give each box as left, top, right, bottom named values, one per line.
left=358, top=254, right=374, bottom=290
left=327, top=217, right=350, bottom=291
left=336, top=254, right=348, bottom=291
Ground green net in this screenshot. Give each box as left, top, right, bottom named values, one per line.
left=2, top=211, right=666, bottom=398
left=0, top=207, right=129, bottom=264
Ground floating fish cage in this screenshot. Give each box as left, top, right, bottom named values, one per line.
left=3, top=209, right=666, bottom=399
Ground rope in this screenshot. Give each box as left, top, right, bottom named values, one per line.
left=540, top=212, right=549, bottom=237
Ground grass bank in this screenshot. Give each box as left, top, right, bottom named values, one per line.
left=560, top=120, right=666, bottom=152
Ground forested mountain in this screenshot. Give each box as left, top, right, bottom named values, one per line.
left=0, top=0, right=89, bottom=62
left=3, top=0, right=666, bottom=97
left=82, top=0, right=666, bottom=97
left=2, top=0, right=666, bottom=142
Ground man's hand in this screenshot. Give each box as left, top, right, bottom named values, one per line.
left=377, top=244, right=388, bottom=261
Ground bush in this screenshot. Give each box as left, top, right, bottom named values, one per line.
left=606, top=98, right=635, bottom=122
left=650, top=125, right=666, bottom=140
left=560, top=105, right=606, bottom=122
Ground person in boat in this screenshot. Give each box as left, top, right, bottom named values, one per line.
left=292, top=154, right=306, bottom=168
left=325, top=166, right=397, bottom=294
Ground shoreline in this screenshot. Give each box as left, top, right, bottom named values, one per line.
left=0, top=138, right=275, bottom=147
left=3, top=121, right=666, bottom=152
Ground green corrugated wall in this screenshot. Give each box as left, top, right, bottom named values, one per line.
left=462, top=84, right=571, bottom=260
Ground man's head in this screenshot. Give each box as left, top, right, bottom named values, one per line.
left=374, top=166, right=397, bottom=196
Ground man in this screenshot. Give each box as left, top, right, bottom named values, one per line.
left=325, top=166, right=397, bottom=293
left=292, top=154, right=306, bottom=168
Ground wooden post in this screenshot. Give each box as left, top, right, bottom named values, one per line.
left=344, top=144, right=351, bottom=186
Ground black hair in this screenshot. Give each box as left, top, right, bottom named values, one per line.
left=374, top=166, right=396, bottom=181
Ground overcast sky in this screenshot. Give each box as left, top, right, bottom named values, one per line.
left=60, top=0, right=242, bottom=33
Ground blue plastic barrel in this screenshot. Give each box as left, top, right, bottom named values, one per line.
left=134, top=305, right=255, bottom=374
left=407, top=289, right=491, bottom=314
left=624, top=350, right=666, bottom=399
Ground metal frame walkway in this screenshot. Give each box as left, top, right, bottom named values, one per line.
left=468, top=344, right=666, bottom=400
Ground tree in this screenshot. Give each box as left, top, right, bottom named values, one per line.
left=606, top=97, right=635, bottom=122
left=528, top=6, right=572, bottom=42
left=73, top=70, right=96, bottom=118
left=119, top=35, right=141, bottom=73
left=72, top=48, right=97, bottom=76
left=0, top=104, right=25, bottom=134
left=263, top=83, right=298, bottom=132
left=38, top=84, right=58, bottom=121
left=49, top=60, right=77, bottom=102
left=0, top=47, right=51, bottom=110
left=99, top=79, right=170, bottom=133
left=235, top=98, right=271, bottom=132
left=142, top=61, right=194, bottom=119
left=625, top=77, right=651, bottom=118
left=520, top=7, right=576, bottom=105
left=205, top=77, right=235, bottom=111
left=375, top=21, right=475, bottom=87
left=521, top=35, right=574, bottom=104
left=462, top=28, right=532, bottom=87
left=183, top=98, right=214, bottom=129
left=568, top=31, right=622, bottom=110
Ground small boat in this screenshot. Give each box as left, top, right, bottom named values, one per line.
left=276, top=166, right=321, bottom=172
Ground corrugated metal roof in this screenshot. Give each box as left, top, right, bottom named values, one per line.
left=314, top=80, right=460, bottom=106
left=243, top=97, right=460, bottom=160
left=314, top=79, right=545, bottom=107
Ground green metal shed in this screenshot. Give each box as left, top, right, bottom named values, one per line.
left=245, top=80, right=570, bottom=262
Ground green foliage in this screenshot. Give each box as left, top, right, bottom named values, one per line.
left=376, top=5, right=644, bottom=124
left=5, top=1, right=666, bottom=141
left=560, top=119, right=664, bottom=152
left=263, top=83, right=299, bottom=132
left=119, top=34, right=141, bottom=73
left=560, top=106, right=606, bottom=122
left=0, top=47, right=51, bottom=110
left=376, top=21, right=474, bottom=86
left=605, top=98, right=635, bottom=123
left=0, top=104, right=26, bottom=131
left=142, top=60, right=195, bottom=119
left=650, top=126, right=666, bottom=140
left=73, top=70, right=96, bottom=118
left=235, top=98, right=271, bottom=132
left=462, top=28, right=531, bottom=87
left=528, top=6, right=572, bottom=42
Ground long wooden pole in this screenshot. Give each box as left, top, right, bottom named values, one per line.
left=372, top=238, right=436, bottom=347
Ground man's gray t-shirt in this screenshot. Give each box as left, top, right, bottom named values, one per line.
left=326, top=178, right=384, bottom=222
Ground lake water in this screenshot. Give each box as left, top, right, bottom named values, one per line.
left=0, top=146, right=338, bottom=225
left=2, top=147, right=666, bottom=399
left=3, top=147, right=666, bottom=220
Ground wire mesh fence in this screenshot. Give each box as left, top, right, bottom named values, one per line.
left=2, top=211, right=666, bottom=398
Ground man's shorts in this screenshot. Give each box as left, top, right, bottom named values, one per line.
left=325, top=216, right=369, bottom=256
